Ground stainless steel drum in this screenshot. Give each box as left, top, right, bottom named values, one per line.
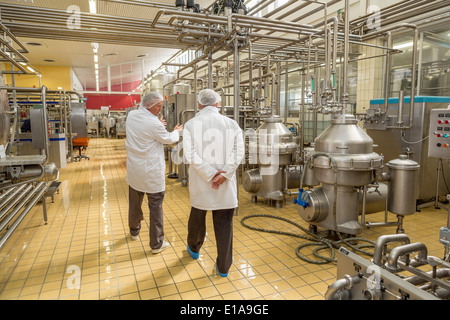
left=386, top=155, right=420, bottom=215
left=243, top=115, right=300, bottom=207
left=249, top=115, right=297, bottom=166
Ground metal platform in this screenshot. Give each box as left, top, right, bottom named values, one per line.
left=0, top=155, right=46, bottom=166
left=43, top=181, right=61, bottom=203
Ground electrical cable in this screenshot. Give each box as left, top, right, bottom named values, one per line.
left=240, top=213, right=376, bottom=264
left=400, top=129, right=429, bottom=144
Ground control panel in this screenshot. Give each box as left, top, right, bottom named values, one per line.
left=428, top=107, right=450, bottom=159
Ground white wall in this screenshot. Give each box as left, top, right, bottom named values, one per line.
left=70, top=67, right=83, bottom=93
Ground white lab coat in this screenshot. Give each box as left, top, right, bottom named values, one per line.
left=183, top=106, right=244, bottom=210
left=126, top=106, right=179, bottom=193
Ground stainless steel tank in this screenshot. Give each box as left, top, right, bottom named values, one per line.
left=243, top=115, right=299, bottom=207
left=386, top=155, right=420, bottom=215
left=173, top=83, right=191, bottom=95
left=297, top=114, right=384, bottom=235
left=312, top=114, right=382, bottom=187
left=165, top=93, right=196, bottom=186
left=252, top=115, right=298, bottom=166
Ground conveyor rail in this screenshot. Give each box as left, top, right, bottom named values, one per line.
left=0, top=181, right=51, bottom=249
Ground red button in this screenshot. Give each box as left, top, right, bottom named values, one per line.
left=437, top=133, right=441, bottom=137
left=438, top=120, right=442, bottom=124
left=446, top=120, right=449, bottom=124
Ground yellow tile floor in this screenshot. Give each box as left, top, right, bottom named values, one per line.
left=0, top=138, right=448, bottom=300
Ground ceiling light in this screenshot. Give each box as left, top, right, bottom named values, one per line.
left=27, top=66, right=36, bottom=73
left=94, top=55, right=98, bottom=63
left=95, top=63, right=99, bottom=69
left=91, top=42, right=99, bottom=54
left=89, top=0, right=97, bottom=14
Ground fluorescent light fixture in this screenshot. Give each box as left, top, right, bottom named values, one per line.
left=94, top=54, right=98, bottom=63
left=95, top=69, right=99, bottom=75
left=393, top=41, right=412, bottom=49
left=95, top=63, right=99, bottom=69
left=27, top=66, right=36, bottom=73
left=89, top=0, right=97, bottom=14
left=91, top=42, right=99, bottom=53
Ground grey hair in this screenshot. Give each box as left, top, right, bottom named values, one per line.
left=197, top=89, right=221, bottom=107
left=142, top=92, right=163, bottom=109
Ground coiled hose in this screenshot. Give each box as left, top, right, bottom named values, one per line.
left=240, top=213, right=375, bottom=264
left=240, top=152, right=376, bottom=265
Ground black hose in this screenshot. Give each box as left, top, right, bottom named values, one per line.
left=240, top=213, right=376, bottom=264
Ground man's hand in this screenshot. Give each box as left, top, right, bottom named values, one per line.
left=173, top=123, right=183, bottom=133
left=211, top=170, right=227, bottom=190
left=159, top=116, right=167, bottom=127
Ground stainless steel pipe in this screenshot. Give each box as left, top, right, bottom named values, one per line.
left=0, top=181, right=50, bottom=249
left=386, top=242, right=428, bottom=272
left=325, top=274, right=362, bottom=300
left=372, top=234, right=411, bottom=266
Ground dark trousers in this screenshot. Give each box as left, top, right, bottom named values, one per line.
left=128, top=186, right=165, bottom=250
left=187, top=206, right=235, bottom=274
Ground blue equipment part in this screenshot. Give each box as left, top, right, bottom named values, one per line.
left=294, top=188, right=310, bottom=208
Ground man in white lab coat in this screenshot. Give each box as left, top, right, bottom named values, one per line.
left=183, top=89, right=244, bottom=277
left=126, top=92, right=182, bottom=254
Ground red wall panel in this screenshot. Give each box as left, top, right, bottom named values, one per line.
left=85, top=93, right=140, bottom=110
left=85, top=80, right=141, bottom=110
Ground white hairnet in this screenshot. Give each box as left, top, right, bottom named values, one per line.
left=142, top=92, right=163, bottom=109
left=197, top=89, right=221, bottom=107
